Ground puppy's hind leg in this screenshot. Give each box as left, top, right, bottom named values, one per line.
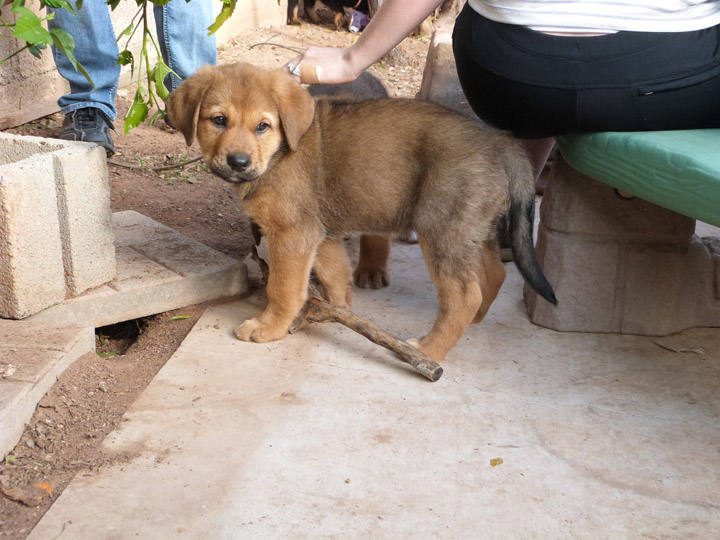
left=314, top=238, right=353, bottom=307
left=353, top=234, right=390, bottom=289
left=473, top=242, right=506, bottom=324
left=411, top=236, right=483, bottom=363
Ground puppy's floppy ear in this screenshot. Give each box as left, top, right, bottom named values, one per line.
left=272, top=71, right=315, bottom=152
left=167, top=66, right=215, bottom=146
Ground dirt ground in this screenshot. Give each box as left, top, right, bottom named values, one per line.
left=0, top=18, right=431, bottom=539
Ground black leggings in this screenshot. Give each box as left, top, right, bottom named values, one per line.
left=452, top=4, right=720, bottom=138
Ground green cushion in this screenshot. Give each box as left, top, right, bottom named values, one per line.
left=557, top=130, right=720, bottom=227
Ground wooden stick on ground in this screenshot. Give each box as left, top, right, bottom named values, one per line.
left=251, top=247, right=443, bottom=382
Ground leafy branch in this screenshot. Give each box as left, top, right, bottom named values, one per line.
left=1, top=0, right=238, bottom=133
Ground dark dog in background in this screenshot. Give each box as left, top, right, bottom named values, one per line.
left=288, top=0, right=370, bottom=29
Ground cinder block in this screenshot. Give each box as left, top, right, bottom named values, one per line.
left=540, top=158, right=695, bottom=242
left=52, top=143, right=116, bottom=294
left=527, top=225, right=623, bottom=332
left=526, top=154, right=720, bottom=335
left=0, top=153, right=66, bottom=318
left=0, top=133, right=116, bottom=318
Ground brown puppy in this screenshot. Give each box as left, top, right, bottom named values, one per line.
left=167, top=62, right=556, bottom=363
left=307, top=73, right=392, bottom=290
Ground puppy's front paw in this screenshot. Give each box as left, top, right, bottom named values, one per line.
left=406, top=337, right=446, bottom=363
left=353, top=267, right=389, bottom=289
left=234, top=317, right=288, bottom=343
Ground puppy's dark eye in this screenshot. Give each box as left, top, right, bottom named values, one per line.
left=255, top=122, right=270, bottom=134
left=212, top=116, right=227, bottom=127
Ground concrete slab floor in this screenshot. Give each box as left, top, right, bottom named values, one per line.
left=27, top=239, right=720, bottom=539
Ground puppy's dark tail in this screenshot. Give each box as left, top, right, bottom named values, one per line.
left=504, top=147, right=558, bottom=306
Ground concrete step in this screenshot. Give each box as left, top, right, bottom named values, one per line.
left=0, top=211, right=247, bottom=459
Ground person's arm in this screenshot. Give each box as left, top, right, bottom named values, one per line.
left=285, top=0, right=444, bottom=84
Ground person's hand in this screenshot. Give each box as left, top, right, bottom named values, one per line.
left=284, top=46, right=360, bottom=85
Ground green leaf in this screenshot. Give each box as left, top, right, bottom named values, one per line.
left=42, top=0, right=76, bottom=13
left=148, top=0, right=173, bottom=5
left=11, top=7, right=53, bottom=45
left=118, top=22, right=134, bottom=39
left=116, top=49, right=134, bottom=66
left=50, top=27, right=95, bottom=88
left=49, top=27, right=74, bottom=60
left=152, top=61, right=174, bottom=101
left=149, top=109, right=166, bottom=126
left=28, top=43, right=47, bottom=59
left=208, top=0, right=236, bottom=35
left=125, top=89, right=149, bottom=134
left=170, top=315, right=191, bottom=320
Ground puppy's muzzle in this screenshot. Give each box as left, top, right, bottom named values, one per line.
left=227, top=152, right=251, bottom=173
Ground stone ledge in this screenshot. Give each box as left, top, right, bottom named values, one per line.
left=1, top=211, right=248, bottom=458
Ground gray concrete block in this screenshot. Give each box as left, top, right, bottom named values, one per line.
left=0, top=152, right=66, bottom=318
left=0, top=132, right=116, bottom=318
left=541, top=158, right=695, bottom=242
left=526, top=154, right=720, bottom=335
left=0, top=133, right=67, bottom=164
left=527, top=225, right=622, bottom=332
left=52, top=144, right=116, bottom=294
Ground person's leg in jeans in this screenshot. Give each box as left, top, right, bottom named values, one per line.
left=48, top=0, right=119, bottom=153
left=48, top=0, right=120, bottom=119
left=154, top=0, right=217, bottom=92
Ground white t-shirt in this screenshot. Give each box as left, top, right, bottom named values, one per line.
left=468, top=0, right=720, bottom=33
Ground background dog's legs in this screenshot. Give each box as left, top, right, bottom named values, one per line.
left=235, top=234, right=318, bottom=342
left=304, top=0, right=320, bottom=22
left=314, top=238, right=353, bottom=307
left=333, top=10, right=347, bottom=29
left=412, top=237, right=483, bottom=363
left=287, top=0, right=301, bottom=24
left=353, top=234, right=390, bottom=289
left=473, top=243, right=506, bottom=324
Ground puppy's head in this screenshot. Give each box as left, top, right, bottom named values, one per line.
left=167, top=62, right=315, bottom=183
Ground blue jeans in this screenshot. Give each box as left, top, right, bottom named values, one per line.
left=48, top=0, right=217, bottom=119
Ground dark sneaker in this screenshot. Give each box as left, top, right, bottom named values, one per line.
left=60, top=107, right=116, bottom=156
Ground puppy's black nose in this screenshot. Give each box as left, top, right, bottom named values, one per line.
left=227, top=153, right=251, bottom=172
